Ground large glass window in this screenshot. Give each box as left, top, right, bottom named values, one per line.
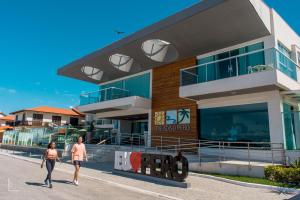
left=278, top=42, right=291, bottom=58
left=101, top=73, right=150, bottom=98
left=197, top=42, right=265, bottom=82
left=282, top=103, right=300, bottom=150
left=277, top=42, right=297, bottom=80
left=199, top=103, right=270, bottom=143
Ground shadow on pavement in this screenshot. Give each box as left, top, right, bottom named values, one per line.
left=286, top=193, right=300, bottom=200
left=61, top=159, right=114, bottom=174
left=25, top=182, right=47, bottom=187
left=52, top=180, right=73, bottom=184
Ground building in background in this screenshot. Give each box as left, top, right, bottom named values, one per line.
left=0, top=115, right=14, bottom=143
left=0, top=112, right=6, bottom=118
left=10, top=106, right=85, bottom=127
left=0, top=115, right=15, bottom=127
left=57, top=0, right=300, bottom=161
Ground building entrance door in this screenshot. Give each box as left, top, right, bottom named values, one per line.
left=130, top=120, right=148, bottom=145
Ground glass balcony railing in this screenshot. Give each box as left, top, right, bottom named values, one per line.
left=79, top=87, right=130, bottom=106
left=180, top=48, right=299, bottom=86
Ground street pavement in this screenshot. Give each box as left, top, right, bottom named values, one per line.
left=0, top=152, right=299, bottom=200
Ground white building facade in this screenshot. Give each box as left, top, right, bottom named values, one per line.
left=58, top=0, right=300, bottom=162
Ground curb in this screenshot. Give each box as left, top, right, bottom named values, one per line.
left=190, top=172, right=300, bottom=194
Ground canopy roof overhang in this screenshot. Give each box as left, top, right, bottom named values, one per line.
left=57, top=0, right=271, bottom=84
left=282, top=90, right=300, bottom=101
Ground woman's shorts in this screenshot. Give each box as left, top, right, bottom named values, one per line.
left=73, top=160, right=83, bottom=167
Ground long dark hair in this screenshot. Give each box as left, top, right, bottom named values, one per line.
left=47, top=141, right=55, bottom=149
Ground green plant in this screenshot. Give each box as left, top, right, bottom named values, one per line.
left=265, top=165, right=300, bottom=185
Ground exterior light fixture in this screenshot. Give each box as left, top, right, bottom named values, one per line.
left=109, top=54, right=133, bottom=72
left=81, top=66, right=103, bottom=81
left=141, top=39, right=178, bottom=62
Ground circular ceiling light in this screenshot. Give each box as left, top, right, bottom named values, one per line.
left=141, top=39, right=178, bottom=62
left=109, top=53, right=133, bottom=72
left=81, top=66, right=103, bottom=81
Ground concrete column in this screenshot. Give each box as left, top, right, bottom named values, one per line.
left=267, top=91, right=285, bottom=145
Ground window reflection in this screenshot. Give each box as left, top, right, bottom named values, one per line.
left=199, top=103, right=270, bottom=143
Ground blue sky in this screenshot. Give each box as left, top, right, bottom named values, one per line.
left=0, top=0, right=299, bottom=114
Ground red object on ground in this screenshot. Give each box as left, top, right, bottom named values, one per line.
left=130, top=152, right=142, bottom=173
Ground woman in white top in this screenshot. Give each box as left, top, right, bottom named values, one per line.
left=41, top=142, right=61, bottom=188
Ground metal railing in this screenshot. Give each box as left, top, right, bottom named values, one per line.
left=79, top=87, right=130, bottom=106
left=89, top=133, right=286, bottom=166
left=0, top=132, right=288, bottom=167
left=180, top=48, right=299, bottom=86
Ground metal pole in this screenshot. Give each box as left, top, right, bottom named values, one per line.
left=160, top=136, right=163, bottom=153
left=236, top=57, right=239, bottom=76
left=247, top=142, right=251, bottom=168
left=139, top=134, right=141, bottom=152
left=271, top=143, right=274, bottom=165
left=218, top=141, right=221, bottom=167
left=198, top=141, right=201, bottom=166
left=205, top=64, right=208, bottom=82
left=131, top=135, right=133, bottom=152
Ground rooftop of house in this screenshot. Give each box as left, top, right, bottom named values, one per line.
left=10, top=106, right=85, bottom=117
left=0, top=112, right=6, bottom=117
left=0, top=115, right=15, bottom=121
left=0, top=126, right=13, bottom=131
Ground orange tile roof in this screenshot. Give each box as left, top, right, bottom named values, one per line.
left=0, top=126, right=13, bottom=130
left=11, top=106, right=84, bottom=116
left=0, top=115, right=15, bottom=121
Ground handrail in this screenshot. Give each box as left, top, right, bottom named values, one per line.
left=180, top=47, right=299, bottom=72
left=97, top=136, right=115, bottom=145
left=80, top=86, right=130, bottom=96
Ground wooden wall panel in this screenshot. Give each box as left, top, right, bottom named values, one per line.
left=151, top=57, right=198, bottom=145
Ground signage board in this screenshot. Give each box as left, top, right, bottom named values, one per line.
left=154, top=108, right=191, bottom=132
left=114, top=151, right=189, bottom=182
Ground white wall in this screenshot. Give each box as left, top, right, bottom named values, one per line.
left=271, top=9, right=300, bottom=50
left=14, top=111, right=83, bottom=125
left=250, top=0, right=272, bottom=33
left=0, top=120, right=6, bottom=126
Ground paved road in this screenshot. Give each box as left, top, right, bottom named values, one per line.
left=0, top=153, right=299, bottom=200
left=0, top=155, right=160, bottom=200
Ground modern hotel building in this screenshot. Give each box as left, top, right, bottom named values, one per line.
left=58, top=0, right=300, bottom=161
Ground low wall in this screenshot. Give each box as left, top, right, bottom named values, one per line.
left=0, top=144, right=64, bottom=157
left=189, top=161, right=269, bottom=178
left=200, top=148, right=284, bottom=164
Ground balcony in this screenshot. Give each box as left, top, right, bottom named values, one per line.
left=180, top=48, right=300, bottom=100
left=77, top=87, right=151, bottom=115
left=80, top=87, right=130, bottom=106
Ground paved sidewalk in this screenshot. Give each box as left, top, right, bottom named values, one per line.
left=0, top=150, right=298, bottom=200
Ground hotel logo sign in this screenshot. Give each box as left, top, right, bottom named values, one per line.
left=154, top=109, right=191, bottom=132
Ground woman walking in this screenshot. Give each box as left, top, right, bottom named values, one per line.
left=71, top=136, right=87, bottom=186
left=41, top=141, right=61, bottom=188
